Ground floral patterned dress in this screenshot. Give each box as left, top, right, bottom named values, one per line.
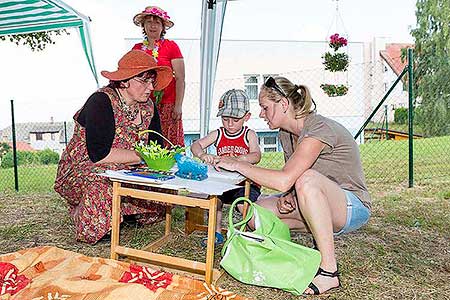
left=132, top=39, right=185, bottom=147
left=54, top=87, right=165, bottom=244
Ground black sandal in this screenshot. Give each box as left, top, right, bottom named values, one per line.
left=307, top=267, right=341, bottom=295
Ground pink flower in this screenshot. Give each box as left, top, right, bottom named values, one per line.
left=144, top=7, right=171, bottom=20
left=328, top=33, right=347, bottom=51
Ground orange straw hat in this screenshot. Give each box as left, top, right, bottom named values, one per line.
left=101, top=50, right=173, bottom=91
left=133, top=6, right=174, bottom=29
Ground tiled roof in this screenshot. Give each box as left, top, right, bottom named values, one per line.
left=7, top=141, right=35, bottom=151
left=0, top=121, right=74, bottom=143
left=380, top=43, right=414, bottom=76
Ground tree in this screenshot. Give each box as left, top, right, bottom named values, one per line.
left=411, top=0, right=450, bottom=136
left=0, top=30, right=69, bottom=51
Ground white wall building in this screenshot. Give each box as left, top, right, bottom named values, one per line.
left=127, top=38, right=371, bottom=146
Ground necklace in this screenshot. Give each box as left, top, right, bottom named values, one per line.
left=141, top=37, right=163, bottom=62
left=116, top=89, right=139, bottom=121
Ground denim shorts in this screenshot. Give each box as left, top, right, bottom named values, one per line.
left=219, top=184, right=261, bottom=204
left=334, top=190, right=371, bottom=236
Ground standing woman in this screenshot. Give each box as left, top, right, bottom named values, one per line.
left=132, top=6, right=185, bottom=147
left=216, top=76, right=371, bottom=295
left=55, top=50, right=173, bottom=244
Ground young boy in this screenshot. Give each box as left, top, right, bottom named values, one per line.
left=191, top=89, right=262, bottom=246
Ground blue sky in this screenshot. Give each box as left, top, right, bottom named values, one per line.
left=0, top=0, right=416, bottom=129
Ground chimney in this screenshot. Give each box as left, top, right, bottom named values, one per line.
left=50, top=116, right=54, bottom=124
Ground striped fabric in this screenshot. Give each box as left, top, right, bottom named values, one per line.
left=0, top=0, right=98, bottom=84
left=0, top=0, right=88, bottom=35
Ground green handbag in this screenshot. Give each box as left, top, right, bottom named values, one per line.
left=237, top=197, right=291, bottom=240
left=220, top=197, right=321, bottom=296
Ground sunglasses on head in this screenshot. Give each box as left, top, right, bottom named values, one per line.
left=264, top=76, right=287, bottom=98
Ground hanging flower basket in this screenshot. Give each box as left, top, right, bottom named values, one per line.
left=322, top=52, right=349, bottom=72
left=329, top=33, right=348, bottom=51
left=320, top=84, right=348, bottom=97
left=321, top=33, right=350, bottom=97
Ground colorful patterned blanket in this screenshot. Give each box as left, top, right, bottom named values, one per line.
left=0, top=246, right=249, bottom=300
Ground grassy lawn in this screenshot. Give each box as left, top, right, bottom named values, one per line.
left=0, top=136, right=449, bottom=298
left=0, top=164, right=57, bottom=192
left=360, top=135, right=450, bottom=184
left=259, top=136, right=450, bottom=185
left=0, top=181, right=449, bottom=299
left=1, top=135, right=449, bottom=192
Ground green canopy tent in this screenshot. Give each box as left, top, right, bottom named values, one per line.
left=0, top=0, right=98, bottom=85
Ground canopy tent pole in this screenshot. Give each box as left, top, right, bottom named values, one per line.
left=53, top=0, right=99, bottom=86
left=79, top=22, right=99, bottom=87
left=199, top=0, right=228, bottom=138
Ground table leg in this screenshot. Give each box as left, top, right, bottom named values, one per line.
left=242, top=179, right=251, bottom=217
left=205, top=196, right=218, bottom=284
left=165, top=205, right=172, bottom=235
left=185, top=207, right=204, bottom=234
left=111, top=181, right=121, bottom=260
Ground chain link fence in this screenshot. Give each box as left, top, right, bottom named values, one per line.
left=1, top=53, right=449, bottom=192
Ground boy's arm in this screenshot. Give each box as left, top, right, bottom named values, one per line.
left=236, top=129, right=261, bottom=164
left=191, top=130, right=219, bottom=164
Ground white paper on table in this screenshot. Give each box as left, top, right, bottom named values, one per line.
left=101, top=167, right=244, bottom=195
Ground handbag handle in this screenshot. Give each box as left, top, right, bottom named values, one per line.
left=221, top=197, right=255, bottom=256
left=228, top=197, right=255, bottom=234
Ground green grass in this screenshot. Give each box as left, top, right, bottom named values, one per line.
left=1, top=181, right=449, bottom=299
left=1, top=135, right=449, bottom=192
left=258, top=135, right=450, bottom=185
left=360, top=135, right=450, bottom=184
left=0, top=164, right=57, bottom=192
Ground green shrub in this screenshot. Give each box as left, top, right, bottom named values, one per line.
left=0, top=142, right=11, bottom=158
left=394, top=107, right=408, bottom=124
left=1, top=151, right=37, bottom=168
left=37, top=149, right=60, bottom=165
left=0, top=149, right=59, bottom=168
left=0, top=152, right=13, bottom=168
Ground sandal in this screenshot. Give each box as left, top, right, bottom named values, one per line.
left=306, top=267, right=341, bottom=295
left=201, top=232, right=224, bottom=248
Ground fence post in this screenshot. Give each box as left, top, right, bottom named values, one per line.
left=64, top=121, right=68, bottom=146
left=10, top=99, right=19, bottom=192
left=407, top=48, right=414, bottom=188
left=384, top=105, right=389, bottom=140
left=354, top=67, right=408, bottom=140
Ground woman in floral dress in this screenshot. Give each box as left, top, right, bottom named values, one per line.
left=132, top=6, right=185, bottom=147
left=54, top=50, right=173, bottom=244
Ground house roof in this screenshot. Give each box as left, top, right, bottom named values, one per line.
left=7, top=141, right=35, bottom=152
left=29, top=124, right=63, bottom=133
left=380, top=43, right=414, bottom=76
left=0, top=121, right=74, bottom=143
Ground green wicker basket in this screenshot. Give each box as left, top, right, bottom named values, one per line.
left=136, top=150, right=176, bottom=171
left=135, top=130, right=183, bottom=171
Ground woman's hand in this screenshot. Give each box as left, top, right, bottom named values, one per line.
left=276, top=193, right=296, bottom=214
left=215, top=156, right=240, bottom=172
left=94, top=148, right=141, bottom=165
left=172, top=58, right=185, bottom=121
left=172, top=103, right=182, bottom=120
left=200, top=153, right=220, bottom=165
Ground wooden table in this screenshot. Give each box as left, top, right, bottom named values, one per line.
left=185, top=180, right=251, bottom=234
left=109, top=179, right=220, bottom=284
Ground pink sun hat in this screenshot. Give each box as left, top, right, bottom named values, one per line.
left=133, top=6, right=174, bottom=29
